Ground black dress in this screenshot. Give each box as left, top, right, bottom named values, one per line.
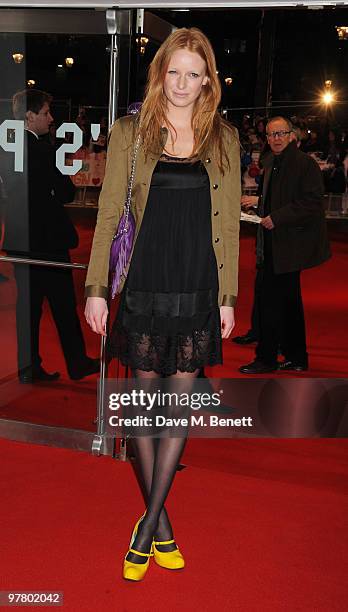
left=108, top=154, right=222, bottom=375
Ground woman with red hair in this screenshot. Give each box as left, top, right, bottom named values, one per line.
left=85, top=27, right=241, bottom=580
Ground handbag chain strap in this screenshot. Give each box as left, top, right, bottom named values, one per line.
left=122, top=134, right=141, bottom=232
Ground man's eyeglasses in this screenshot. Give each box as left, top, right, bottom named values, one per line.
left=266, top=130, right=292, bottom=139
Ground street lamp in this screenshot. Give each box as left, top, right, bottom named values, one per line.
left=322, top=80, right=335, bottom=105
left=322, top=91, right=334, bottom=104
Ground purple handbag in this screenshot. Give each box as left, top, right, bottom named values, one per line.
left=109, top=135, right=140, bottom=298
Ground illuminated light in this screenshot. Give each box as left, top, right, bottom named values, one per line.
left=135, top=36, right=149, bottom=46
left=335, top=26, right=348, bottom=40
left=27, top=79, right=36, bottom=87
left=136, top=36, right=149, bottom=55
left=321, top=79, right=335, bottom=105
left=322, top=91, right=334, bottom=104
left=12, top=52, right=24, bottom=64
left=65, top=57, right=74, bottom=67
left=57, top=64, right=63, bottom=68
left=225, top=77, right=233, bottom=86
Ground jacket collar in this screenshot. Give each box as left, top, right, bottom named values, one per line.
left=25, top=128, right=39, bottom=140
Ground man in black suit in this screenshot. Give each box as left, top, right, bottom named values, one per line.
left=3, top=89, right=99, bottom=383
left=239, top=116, right=331, bottom=374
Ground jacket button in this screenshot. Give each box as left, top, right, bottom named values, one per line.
left=213, top=184, right=218, bottom=190
left=219, top=263, right=223, bottom=269
left=214, top=237, right=219, bottom=243
left=214, top=211, right=219, bottom=216
left=205, top=158, right=211, bottom=163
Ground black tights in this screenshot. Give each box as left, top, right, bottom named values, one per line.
left=126, top=369, right=198, bottom=564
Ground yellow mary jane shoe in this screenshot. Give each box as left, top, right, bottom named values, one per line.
left=152, top=539, right=185, bottom=570
left=123, top=548, right=152, bottom=581
left=122, top=514, right=154, bottom=581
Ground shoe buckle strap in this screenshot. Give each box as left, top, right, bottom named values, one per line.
left=128, top=548, right=151, bottom=558
left=153, top=539, right=175, bottom=546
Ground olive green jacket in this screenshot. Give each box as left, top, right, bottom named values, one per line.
left=85, top=115, right=241, bottom=306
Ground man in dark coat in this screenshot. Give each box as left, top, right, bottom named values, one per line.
left=240, top=116, right=331, bottom=374
left=3, top=89, right=99, bottom=383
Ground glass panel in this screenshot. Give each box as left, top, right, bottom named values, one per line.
left=0, top=262, right=99, bottom=431
left=0, top=15, right=116, bottom=433
left=0, top=30, right=111, bottom=264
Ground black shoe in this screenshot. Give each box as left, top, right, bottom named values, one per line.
left=239, top=359, right=278, bottom=374
left=19, top=366, right=60, bottom=384
left=232, top=331, right=258, bottom=345
left=69, top=357, right=100, bottom=380
left=197, top=367, right=207, bottom=378
left=195, top=369, right=234, bottom=413
left=278, top=360, right=308, bottom=372
left=202, top=403, right=235, bottom=415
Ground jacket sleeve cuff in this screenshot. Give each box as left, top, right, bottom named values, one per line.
left=85, top=285, right=108, bottom=299
left=221, top=295, right=237, bottom=307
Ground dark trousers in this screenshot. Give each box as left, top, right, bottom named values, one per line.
left=250, top=266, right=262, bottom=339
left=13, top=252, right=87, bottom=376
left=255, top=253, right=308, bottom=367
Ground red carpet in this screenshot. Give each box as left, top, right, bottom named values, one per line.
left=1, top=437, right=347, bottom=611
left=0, top=214, right=347, bottom=430
left=209, top=224, right=348, bottom=379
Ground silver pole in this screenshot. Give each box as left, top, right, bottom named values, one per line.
left=91, top=8, right=122, bottom=456
left=107, top=8, right=120, bottom=127
left=96, top=334, right=107, bottom=437
left=108, top=34, right=119, bottom=127
left=0, top=255, right=87, bottom=269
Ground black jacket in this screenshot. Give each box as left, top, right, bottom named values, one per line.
left=2, top=130, right=77, bottom=255
left=258, top=141, right=331, bottom=274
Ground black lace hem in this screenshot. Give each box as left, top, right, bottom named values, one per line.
left=107, top=322, right=222, bottom=376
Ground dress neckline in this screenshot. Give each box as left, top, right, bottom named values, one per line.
left=161, top=152, right=188, bottom=160
left=160, top=152, right=199, bottom=163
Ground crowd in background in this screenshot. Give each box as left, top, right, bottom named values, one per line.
left=14, top=104, right=348, bottom=197
left=238, top=114, right=348, bottom=195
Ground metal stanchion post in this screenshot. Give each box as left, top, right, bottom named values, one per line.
left=91, top=334, right=107, bottom=455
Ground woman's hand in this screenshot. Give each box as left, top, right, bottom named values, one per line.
left=220, top=306, right=235, bottom=339
left=85, top=297, right=108, bottom=336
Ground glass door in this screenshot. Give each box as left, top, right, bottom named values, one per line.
left=0, top=7, right=131, bottom=451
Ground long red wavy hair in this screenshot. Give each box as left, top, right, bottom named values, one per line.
left=138, top=27, right=235, bottom=173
